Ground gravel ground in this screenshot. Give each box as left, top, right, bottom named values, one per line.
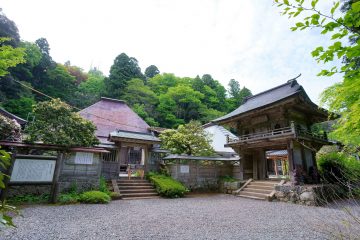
left=1, top=194, right=359, bottom=240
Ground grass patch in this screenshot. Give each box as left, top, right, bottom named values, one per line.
left=79, top=190, right=111, bottom=204
left=218, top=175, right=237, bottom=182
left=147, top=172, right=188, bottom=198
left=7, top=194, right=49, bottom=205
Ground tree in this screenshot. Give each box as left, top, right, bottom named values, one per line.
left=132, top=103, right=159, bottom=127
left=0, top=9, right=20, bottom=46
left=4, top=97, right=35, bottom=119
left=275, top=0, right=360, bottom=152
left=104, top=53, right=144, bottom=98
left=145, top=65, right=160, bottom=79
left=123, top=78, right=159, bottom=115
left=0, top=38, right=25, bottom=77
left=228, top=79, right=240, bottom=99
left=159, top=121, right=215, bottom=156
left=0, top=114, right=22, bottom=141
left=157, top=85, right=205, bottom=128
left=25, top=99, right=99, bottom=147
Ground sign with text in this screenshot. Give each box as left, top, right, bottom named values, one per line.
left=10, top=159, right=56, bottom=183
left=180, top=165, right=190, bottom=174
left=75, top=152, right=94, bottom=165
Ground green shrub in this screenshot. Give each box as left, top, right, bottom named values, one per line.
left=79, top=191, right=111, bottom=204
left=218, top=175, right=237, bottom=182
left=58, top=193, right=80, bottom=204
left=99, top=177, right=110, bottom=195
left=317, top=152, right=360, bottom=183
left=8, top=194, right=49, bottom=205
left=109, top=192, right=121, bottom=200
left=148, top=173, right=188, bottom=198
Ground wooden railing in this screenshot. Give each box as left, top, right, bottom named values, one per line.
left=227, top=124, right=328, bottom=144
left=227, top=127, right=294, bottom=144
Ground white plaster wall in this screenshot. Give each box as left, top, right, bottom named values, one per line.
left=204, top=125, right=236, bottom=153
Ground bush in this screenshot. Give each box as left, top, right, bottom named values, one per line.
left=8, top=194, right=49, bottom=205
left=58, top=193, right=80, bottom=204
left=317, top=152, right=360, bottom=184
left=219, top=175, right=237, bottom=182
left=99, top=177, right=110, bottom=195
left=147, top=172, right=188, bottom=198
left=79, top=191, right=111, bottom=204
left=109, top=192, right=121, bottom=200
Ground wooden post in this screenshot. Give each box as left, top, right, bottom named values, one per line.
left=0, top=148, right=17, bottom=202
left=50, top=151, right=63, bottom=203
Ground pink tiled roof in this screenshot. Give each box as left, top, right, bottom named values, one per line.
left=79, top=97, right=150, bottom=142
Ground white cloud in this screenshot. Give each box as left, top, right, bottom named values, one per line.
left=1, top=0, right=341, bottom=103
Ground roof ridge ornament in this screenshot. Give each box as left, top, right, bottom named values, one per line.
left=287, top=73, right=301, bottom=87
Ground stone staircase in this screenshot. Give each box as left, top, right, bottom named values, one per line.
left=115, top=178, right=159, bottom=200
left=236, top=180, right=280, bottom=200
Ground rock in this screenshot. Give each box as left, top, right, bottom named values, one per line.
left=300, top=191, right=314, bottom=201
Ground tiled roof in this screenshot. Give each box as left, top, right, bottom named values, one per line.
left=0, top=108, right=27, bottom=125
left=110, top=130, right=160, bottom=142
left=213, top=80, right=306, bottom=123
left=79, top=97, right=150, bottom=143
left=163, top=154, right=240, bottom=161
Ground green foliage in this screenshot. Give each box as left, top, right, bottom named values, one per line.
left=144, top=65, right=160, bottom=79
left=58, top=192, right=80, bottom=204
left=25, top=99, right=99, bottom=147
left=275, top=0, right=360, bottom=152
left=147, top=172, right=188, bottom=198
left=109, top=191, right=121, bottom=199
left=159, top=121, right=215, bottom=156
left=79, top=191, right=111, bottom=204
left=104, top=53, right=144, bottom=98
left=7, top=194, right=49, bottom=205
left=218, top=175, right=237, bottom=182
left=99, top=176, right=110, bottom=195
left=0, top=115, right=22, bottom=141
left=317, top=151, right=360, bottom=184
left=0, top=37, right=25, bottom=77
left=4, top=96, right=35, bottom=119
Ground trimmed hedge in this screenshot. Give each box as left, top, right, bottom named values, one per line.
left=147, top=172, right=188, bottom=198
left=79, top=191, right=111, bottom=204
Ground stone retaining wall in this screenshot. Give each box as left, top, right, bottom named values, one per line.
left=274, top=183, right=339, bottom=206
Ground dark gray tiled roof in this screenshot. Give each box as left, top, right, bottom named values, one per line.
left=0, top=108, right=27, bottom=125
left=110, top=130, right=160, bottom=142
left=163, top=154, right=240, bottom=161
left=213, top=80, right=305, bottom=123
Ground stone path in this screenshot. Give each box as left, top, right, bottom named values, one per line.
left=2, top=194, right=359, bottom=240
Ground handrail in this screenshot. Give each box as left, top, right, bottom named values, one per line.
left=227, top=125, right=329, bottom=144
left=233, top=178, right=253, bottom=195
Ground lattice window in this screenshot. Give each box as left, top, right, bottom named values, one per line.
left=128, top=148, right=142, bottom=164
left=101, top=149, right=118, bottom=162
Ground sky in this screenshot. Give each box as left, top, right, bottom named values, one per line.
left=1, top=0, right=342, bottom=103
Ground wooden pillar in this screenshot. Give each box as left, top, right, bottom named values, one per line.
left=238, top=150, right=244, bottom=180
left=258, top=149, right=266, bottom=180
left=253, top=152, right=258, bottom=180
left=50, top=152, right=64, bottom=203
left=287, top=140, right=295, bottom=182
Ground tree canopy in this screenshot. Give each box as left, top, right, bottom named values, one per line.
left=159, top=121, right=215, bottom=156
left=25, top=99, right=99, bottom=147
left=275, top=0, right=360, bottom=152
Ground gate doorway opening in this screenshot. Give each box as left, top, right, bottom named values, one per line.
left=266, top=150, right=289, bottom=179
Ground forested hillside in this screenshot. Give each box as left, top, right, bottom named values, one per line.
left=0, top=9, right=252, bottom=128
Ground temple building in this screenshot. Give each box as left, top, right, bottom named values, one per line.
left=213, top=79, right=333, bottom=184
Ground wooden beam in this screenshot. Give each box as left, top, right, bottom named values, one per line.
left=50, top=152, right=64, bottom=203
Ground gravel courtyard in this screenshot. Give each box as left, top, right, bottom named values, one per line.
left=2, top=194, right=359, bottom=240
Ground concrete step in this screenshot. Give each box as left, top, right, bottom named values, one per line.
left=243, top=187, right=272, bottom=194
left=237, top=194, right=265, bottom=200
left=120, top=189, right=157, bottom=194
left=122, top=196, right=161, bottom=200
left=118, top=183, right=153, bottom=187
left=252, top=181, right=279, bottom=186
left=118, top=185, right=154, bottom=190
left=121, top=192, right=158, bottom=198
left=117, top=180, right=149, bottom=183
left=246, top=184, right=274, bottom=190
left=238, top=191, right=268, bottom=199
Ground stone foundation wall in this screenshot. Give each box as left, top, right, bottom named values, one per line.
left=219, top=181, right=246, bottom=194
left=274, top=184, right=339, bottom=206
left=7, top=185, right=52, bottom=198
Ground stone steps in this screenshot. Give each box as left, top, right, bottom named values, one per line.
left=236, top=180, right=280, bottom=200
left=116, top=178, right=158, bottom=200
